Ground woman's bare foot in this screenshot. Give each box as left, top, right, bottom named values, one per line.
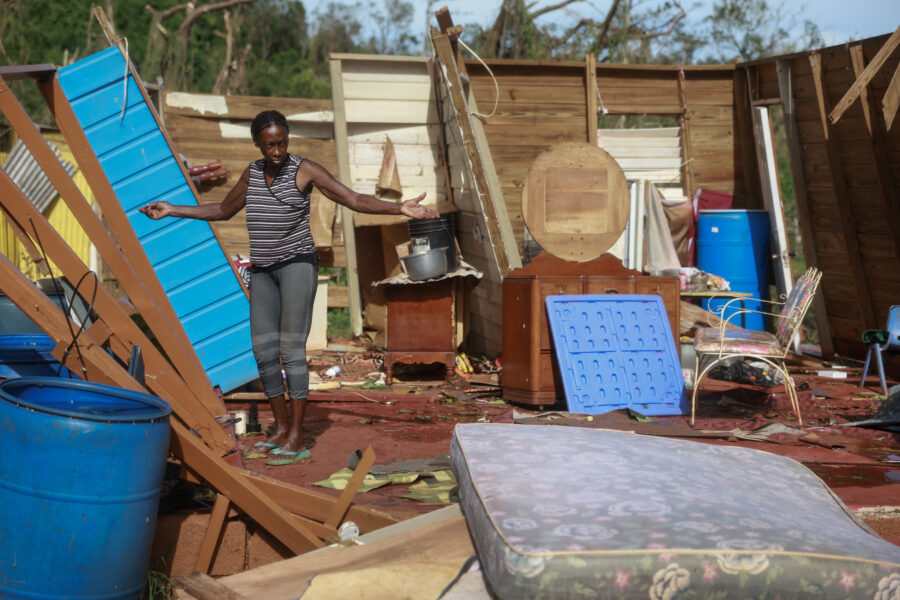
left=278, top=398, right=307, bottom=453
left=265, top=394, right=292, bottom=446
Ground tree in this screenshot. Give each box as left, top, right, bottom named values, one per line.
left=465, top=0, right=687, bottom=62
left=143, top=0, right=257, bottom=92
left=365, top=0, right=418, bottom=55
left=705, top=0, right=823, bottom=62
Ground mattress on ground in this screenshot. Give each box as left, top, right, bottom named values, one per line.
left=450, top=423, right=900, bottom=599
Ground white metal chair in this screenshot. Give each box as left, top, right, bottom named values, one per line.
left=691, top=268, right=822, bottom=426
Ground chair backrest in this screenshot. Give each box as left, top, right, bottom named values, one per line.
left=888, top=305, right=900, bottom=352
left=774, top=268, right=822, bottom=348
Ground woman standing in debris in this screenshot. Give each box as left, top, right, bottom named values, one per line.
left=140, top=110, right=437, bottom=462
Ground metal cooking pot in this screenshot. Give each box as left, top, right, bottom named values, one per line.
left=400, top=247, right=448, bottom=281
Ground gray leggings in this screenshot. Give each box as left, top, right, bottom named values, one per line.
left=249, top=261, right=318, bottom=400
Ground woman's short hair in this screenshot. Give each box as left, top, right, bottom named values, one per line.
left=250, top=110, right=289, bottom=140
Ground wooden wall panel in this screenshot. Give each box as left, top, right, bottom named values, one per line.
left=466, top=59, right=740, bottom=252
left=745, top=32, right=900, bottom=370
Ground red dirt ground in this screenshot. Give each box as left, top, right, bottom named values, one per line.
left=220, top=353, right=899, bottom=542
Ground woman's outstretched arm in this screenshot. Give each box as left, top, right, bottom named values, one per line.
left=140, top=167, right=250, bottom=221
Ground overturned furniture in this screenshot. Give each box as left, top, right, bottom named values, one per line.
left=692, top=267, right=822, bottom=425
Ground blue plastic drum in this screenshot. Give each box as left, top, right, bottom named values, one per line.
left=697, top=209, right=771, bottom=331
left=0, top=377, right=171, bottom=599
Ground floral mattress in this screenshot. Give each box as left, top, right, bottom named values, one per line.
left=450, top=423, right=900, bottom=599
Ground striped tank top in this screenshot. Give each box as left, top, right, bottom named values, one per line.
left=245, top=154, right=317, bottom=268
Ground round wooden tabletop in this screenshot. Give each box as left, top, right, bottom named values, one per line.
left=521, top=141, right=630, bottom=262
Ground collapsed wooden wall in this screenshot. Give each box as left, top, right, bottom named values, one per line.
left=744, top=33, right=900, bottom=361
left=465, top=60, right=747, bottom=253
left=161, top=92, right=343, bottom=268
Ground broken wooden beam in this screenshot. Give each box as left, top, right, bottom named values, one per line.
left=828, top=26, right=900, bottom=124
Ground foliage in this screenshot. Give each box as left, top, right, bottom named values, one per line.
left=0, top=0, right=832, bottom=110
left=704, top=0, right=824, bottom=62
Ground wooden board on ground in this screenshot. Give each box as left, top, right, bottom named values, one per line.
left=522, top=141, right=629, bottom=262
left=194, top=512, right=475, bottom=599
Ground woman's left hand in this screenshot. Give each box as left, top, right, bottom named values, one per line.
left=399, top=193, right=439, bottom=220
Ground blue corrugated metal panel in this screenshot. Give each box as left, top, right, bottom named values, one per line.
left=57, top=47, right=258, bottom=393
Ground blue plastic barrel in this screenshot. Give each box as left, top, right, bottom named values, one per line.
left=0, top=377, right=172, bottom=599
left=0, top=335, right=73, bottom=379
left=697, top=210, right=771, bottom=330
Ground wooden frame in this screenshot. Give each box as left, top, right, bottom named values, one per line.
left=431, top=23, right=522, bottom=278
left=329, top=58, right=365, bottom=337
left=0, top=64, right=399, bottom=569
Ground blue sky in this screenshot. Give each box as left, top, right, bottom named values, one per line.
left=420, top=0, right=898, bottom=51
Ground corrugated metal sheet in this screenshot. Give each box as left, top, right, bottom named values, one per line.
left=0, top=143, right=93, bottom=281
left=57, top=46, right=258, bottom=393
left=1, top=139, right=77, bottom=213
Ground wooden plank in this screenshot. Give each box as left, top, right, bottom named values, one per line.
left=883, top=59, right=900, bottom=131
left=177, top=572, right=250, bottom=600
left=330, top=58, right=364, bottom=337
left=777, top=58, right=834, bottom=356
left=341, top=80, right=433, bottom=101
left=325, top=445, right=376, bottom=530
left=809, top=51, right=877, bottom=331
left=194, top=494, right=231, bottom=574
left=164, top=91, right=330, bottom=120
left=0, top=171, right=232, bottom=451
left=828, top=26, right=900, bottom=124
left=231, top=468, right=398, bottom=533
left=849, top=46, right=875, bottom=133
left=171, top=420, right=325, bottom=554
left=327, top=286, right=349, bottom=308
left=345, top=98, right=437, bottom=124
left=1, top=76, right=232, bottom=438
left=432, top=30, right=520, bottom=277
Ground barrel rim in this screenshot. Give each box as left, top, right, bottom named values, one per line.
left=697, top=209, right=769, bottom=213
left=0, top=376, right=173, bottom=423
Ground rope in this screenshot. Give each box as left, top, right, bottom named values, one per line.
left=120, top=38, right=129, bottom=120
left=456, top=38, right=499, bottom=119
left=591, top=62, right=609, bottom=116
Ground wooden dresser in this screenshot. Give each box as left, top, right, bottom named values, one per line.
left=501, top=253, right=680, bottom=407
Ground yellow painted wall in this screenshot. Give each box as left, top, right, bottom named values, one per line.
left=0, top=133, right=95, bottom=282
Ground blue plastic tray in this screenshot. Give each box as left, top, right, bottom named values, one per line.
left=545, top=295, right=687, bottom=416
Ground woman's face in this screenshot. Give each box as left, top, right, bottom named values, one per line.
left=255, top=124, right=289, bottom=167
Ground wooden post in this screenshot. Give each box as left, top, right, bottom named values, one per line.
left=194, top=494, right=232, bottom=574
left=809, top=50, right=877, bottom=331
left=324, top=445, right=376, bottom=530
left=329, top=57, right=364, bottom=337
